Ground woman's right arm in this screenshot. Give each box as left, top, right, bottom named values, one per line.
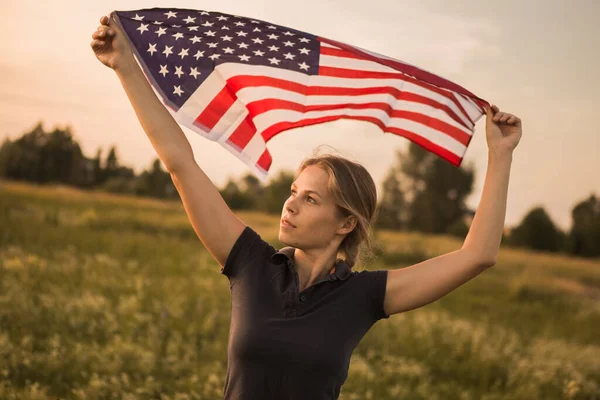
left=90, top=15, right=246, bottom=269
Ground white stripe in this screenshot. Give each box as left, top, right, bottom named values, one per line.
left=216, top=63, right=475, bottom=130
left=236, top=86, right=471, bottom=135
left=175, top=72, right=228, bottom=141
left=319, top=54, right=401, bottom=74
left=253, top=108, right=467, bottom=157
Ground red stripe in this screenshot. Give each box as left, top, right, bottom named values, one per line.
left=228, top=75, right=471, bottom=131
left=319, top=36, right=489, bottom=109
left=248, top=98, right=470, bottom=145
left=194, top=86, right=236, bottom=130
left=319, top=66, right=474, bottom=128
left=226, top=115, right=256, bottom=151
left=256, top=149, right=272, bottom=173
left=261, top=114, right=463, bottom=167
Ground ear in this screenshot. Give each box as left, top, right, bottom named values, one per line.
left=338, top=215, right=357, bottom=235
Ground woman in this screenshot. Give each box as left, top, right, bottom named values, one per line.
left=91, top=14, right=522, bottom=399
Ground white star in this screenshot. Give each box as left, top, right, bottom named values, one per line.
left=147, top=43, right=157, bottom=55
left=253, top=27, right=262, bottom=33
left=174, top=66, right=184, bottom=78
left=234, top=21, right=246, bottom=27
left=283, top=31, right=295, bottom=36
left=223, top=47, right=235, bottom=54
left=162, top=45, right=173, bottom=57
left=159, top=65, right=169, bottom=77
left=268, top=45, right=279, bottom=52
left=267, top=34, right=279, bottom=40
left=173, top=85, right=184, bottom=96
left=237, top=42, right=249, bottom=49
left=251, top=38, right=264, bottom=45
left=184, top=16, right=196, bottom=24
left=201, top=21, right=214, bottom=27
left=299, top=37, right=310, bottom=43
left=217, top=16, right=228, bottom=21
left=251, top=20, right=260, bottom=24
left=253, top=49, right=265, bottom=56
left=236, top=31, right=248, bottom=37
left=189, top=67, right=201, bottom=79
left=238, top=54, right=251, bottom=62
left=136, top=23, right=149, bottom=34
left=187, top=26, right=199, bottom=32
left=193, top=50, right=205, bottom=60
left=283, top=41, right=295, bottom=47
left=173, top=25, right=181, bottom=28
left=268, top=57, right=281, bottom=65
left=298, top=62, right=310, bottom=71
left=164, top=11, right=177, bottom=19
left=283, top=52, right=295, bottom=60
left=190, top=36, right=202, bottom=44
left=299, top=48, right=310, bottom=55
left=172, top=32, right=184, bottom=40
left=200, top=11, right=210, bottom=15
left=133, top=14, right=145, bottom=21
left=221, top=35, right=233, bottom=41
left=267, top=25, right=277, bottom=29
left=152, top=21, right=163, bottom=25
left=207, top=42, right=218, bottom=48
left=156, top=27, right=167, bottom=37
left=178, top=48, right=189, bottom=58
left=208, top=53, right=221, bottom=60
left=204, top=30, right=216, bottom=36
left=220, top=25, right=230, bottom=30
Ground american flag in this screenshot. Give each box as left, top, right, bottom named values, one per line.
left=112, top=8, right=489, bottom=181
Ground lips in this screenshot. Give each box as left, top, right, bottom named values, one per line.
left=281, top=217, right=296, bottom=228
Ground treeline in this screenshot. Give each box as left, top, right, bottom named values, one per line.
left=1, top=122, right=598, bottom=258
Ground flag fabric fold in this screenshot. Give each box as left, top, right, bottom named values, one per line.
left=112, top=7, right=489, bottom=182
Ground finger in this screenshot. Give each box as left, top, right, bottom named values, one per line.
left=491, top=104, right=500, bottom=113
left=500, top=114, right=511, bottom=123
left=90, top=39, right=106, bottom=48
left=493, top=112, right=503, bottom=122
left=100, top=15, right=109, bottom=25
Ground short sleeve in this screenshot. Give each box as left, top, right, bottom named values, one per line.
left=220, top=225, right=275, bottom=281
left=362, top=269, right=390, bottom=321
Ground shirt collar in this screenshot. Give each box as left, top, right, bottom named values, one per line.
left=271, top=247, right=352, bottom=281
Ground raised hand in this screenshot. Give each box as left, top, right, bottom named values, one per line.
left=485, top=104, right=522, bottom=156
left=90, top=15, right=135, bottom=71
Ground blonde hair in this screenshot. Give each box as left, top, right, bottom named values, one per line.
left=297, top=146, right=380, bottom=268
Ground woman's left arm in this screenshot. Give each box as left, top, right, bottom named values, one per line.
left=383, top=104, right=522, bottom=316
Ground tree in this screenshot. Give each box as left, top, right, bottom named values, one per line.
left=219, top=176, right=250, bottom=210
left=262, top=170, right=295, bottom=214
left=567, top=194, right=600, bottom=257
left=374, top=163, right=407, bottom=230
left=379, top=142, right=475, bottom=234
left=105, top=145, right=119, bottom=180
left=507, top=206, right=563, bottom=252
left=239, top=172, right=264, bottom=210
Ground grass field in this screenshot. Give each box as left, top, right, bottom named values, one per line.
left=1, top=180, right=599, bottom=399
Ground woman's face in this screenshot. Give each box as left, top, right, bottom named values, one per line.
left=279, top=165, right=345, bottom=250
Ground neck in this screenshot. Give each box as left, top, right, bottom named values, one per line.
left=292, top=247, right=338, bottom=291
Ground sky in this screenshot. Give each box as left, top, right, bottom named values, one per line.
left=1, top=0, right=598, bottom=232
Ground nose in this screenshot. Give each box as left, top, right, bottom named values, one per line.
left=284, top=198, right=296, bottom=214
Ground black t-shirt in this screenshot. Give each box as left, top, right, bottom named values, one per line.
left=220, top=225, right=390, bottom=400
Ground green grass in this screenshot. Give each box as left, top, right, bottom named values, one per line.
left=1, top=180, right=599, bottom=399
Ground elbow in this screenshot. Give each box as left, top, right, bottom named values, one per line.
left=462, top=248, right=497, bottom=269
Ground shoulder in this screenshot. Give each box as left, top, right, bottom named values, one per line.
left=352, top=268, right=390, bottom=320
left=220, top=225, right=277, bottom=281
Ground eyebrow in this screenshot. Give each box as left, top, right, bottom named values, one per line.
left=291, top=182, right=322, bottom=199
